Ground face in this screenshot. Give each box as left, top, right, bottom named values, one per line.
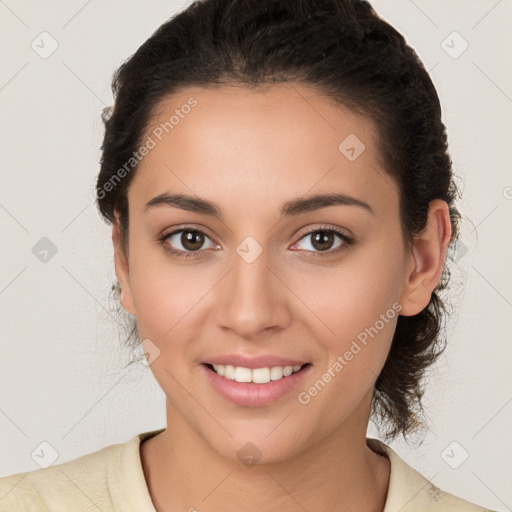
left=113, top=83, right=444, bottom=463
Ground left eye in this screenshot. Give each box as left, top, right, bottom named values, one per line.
left=292, top=228, right=352, bottom=253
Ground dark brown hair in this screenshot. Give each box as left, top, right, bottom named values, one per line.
left=96, top=0, right=461, bottom=442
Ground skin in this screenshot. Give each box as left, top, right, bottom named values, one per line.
left=112, top=83, right=452, bottom=511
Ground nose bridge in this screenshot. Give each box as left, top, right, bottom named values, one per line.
left=217, top=238, right=288, bottom=337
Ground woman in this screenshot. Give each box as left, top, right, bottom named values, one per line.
left=0, top=0, right=499, bottom=510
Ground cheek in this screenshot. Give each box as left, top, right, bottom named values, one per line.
left=291, top=235, right=404, bottom=343
left=127, top=240, right=219, bottom=357
left=288, top=237, right=404, bottom=397
left=130, top=265, right=202, bottom=341
left=294, top=271, right=400, bottom=426
left=127, top=241, right=179, bottom=335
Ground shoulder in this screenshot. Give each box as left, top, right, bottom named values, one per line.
left=0, top=441, right=121, bottom=512
left=0, top=429, right=163, bottom=512
left=366, top=438, right=498, bottom=512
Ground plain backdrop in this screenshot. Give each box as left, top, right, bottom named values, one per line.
left=1, top=0, right=511, bottom=510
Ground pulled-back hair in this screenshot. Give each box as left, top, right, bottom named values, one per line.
left=96, top=0, right=460, bottom=442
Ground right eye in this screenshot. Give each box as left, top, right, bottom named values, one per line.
left=159, top=227, right=219, bottom=259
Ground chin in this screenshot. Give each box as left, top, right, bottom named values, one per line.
left=198, top=421, right=317, bottom=466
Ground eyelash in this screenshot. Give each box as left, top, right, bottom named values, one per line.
left=157, top=225, right=353, bottom=260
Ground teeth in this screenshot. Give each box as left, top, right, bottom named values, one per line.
left=252, top=367, right=271, bottom=384
left=270, top=366, right=284, bottom=381
left=224, top=364, right=235, bottom=380
left=282, top=366, right=293, bottom=377
left=210, top=363, right=304, bottom=383
left=234, top=366, right=252, bottom=383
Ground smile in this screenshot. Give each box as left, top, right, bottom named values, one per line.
left=209, top=363, right=304, bottom=383
left=202, top=362, right=312, bottom=407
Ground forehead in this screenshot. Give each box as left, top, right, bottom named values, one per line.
left=128, top=83, right=399, bottom=217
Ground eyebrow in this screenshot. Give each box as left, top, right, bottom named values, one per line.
left=144, top=192, right=374, bottom=219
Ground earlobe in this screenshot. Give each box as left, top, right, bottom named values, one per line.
left=112, top=217, right=137, bottom=316
left=399, top=199, right=453, bottom=316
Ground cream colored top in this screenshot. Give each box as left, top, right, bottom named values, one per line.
left=0, top=429, right=496, bottom=511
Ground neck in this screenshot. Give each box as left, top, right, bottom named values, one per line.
left=140, top=397, right=390, bottom=512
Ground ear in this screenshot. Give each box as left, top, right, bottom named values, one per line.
left=399, top=199, right=453, bottom=316
left=112, top=214, right=136, bottom=315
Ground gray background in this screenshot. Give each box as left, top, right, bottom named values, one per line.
left=1, top=0, right=511, bottom=510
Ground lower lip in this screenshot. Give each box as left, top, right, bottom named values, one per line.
left=201, top=364, right=312, bottom=407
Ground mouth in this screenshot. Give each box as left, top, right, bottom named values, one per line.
left=204, top=362, right=310, bottom=383
left=201, top=361, right=312, bottom=407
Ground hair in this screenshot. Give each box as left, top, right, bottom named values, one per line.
left=95, top=0, right=461, bottom=443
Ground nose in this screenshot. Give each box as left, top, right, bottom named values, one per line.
left=216, top=244, right=292, bottom=339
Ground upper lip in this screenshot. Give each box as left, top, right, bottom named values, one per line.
left=204, top=354, right=309, bottom=369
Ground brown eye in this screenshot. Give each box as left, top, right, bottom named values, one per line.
left=180, top=230, right=205, bottom=251
left=292, top=227, right=353, bottom=256
left=160, top=227, right=218, bottom=259
left=310, top=231, right=336, bottom=251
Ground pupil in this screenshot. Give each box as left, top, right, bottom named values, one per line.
left=182, top=230, right=204, bottom=251
left=312, top=231, right=333, bottom=251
